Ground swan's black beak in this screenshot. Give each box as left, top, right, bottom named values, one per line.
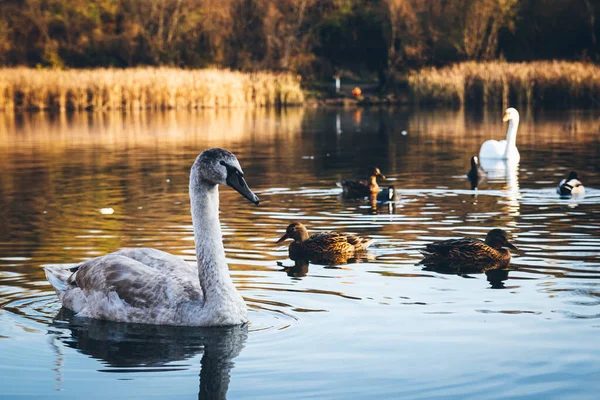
left=276, top=233, right=290, bottom=244
left=226, top=170, right=259, bottom=205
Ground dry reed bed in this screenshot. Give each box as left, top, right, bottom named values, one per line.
left=0, top=68, right=304, bottom=111
left=408, top=61, right=600, bottom=108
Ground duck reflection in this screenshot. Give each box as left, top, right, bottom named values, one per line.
left=369, top=186, right=400, bottom=214
left=420, top=260, right=513, bottom=289
left=485, top=269, right=511, bottom=289
left=278, top=252, right=374, bottom=278
left=48, top=309, right=247, bottom=399
left=278, top=259, right=310, bottom=277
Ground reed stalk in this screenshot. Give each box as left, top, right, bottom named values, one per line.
left=407, top=61, right=600, bottom=108
left=0, top=67, right=304, bottom=111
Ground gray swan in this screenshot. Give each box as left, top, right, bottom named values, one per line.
left=44, top=148, right=259, bottom=326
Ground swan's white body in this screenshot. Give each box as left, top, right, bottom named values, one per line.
left=44, top=148, right=259, bottom=326
left=479, top=108, right=520, bottom=161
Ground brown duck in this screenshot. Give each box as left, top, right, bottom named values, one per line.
left=341, top=167, right=385, bottom=198
left=276, top=222, right=374, bottom=261
left=420, top=228, right=518, bottom=268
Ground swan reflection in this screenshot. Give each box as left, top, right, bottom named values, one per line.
left=480, top=158, right=521, bottom=216
left=48, top=309, right=247, bottom=399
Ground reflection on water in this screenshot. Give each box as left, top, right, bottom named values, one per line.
left=1, top=108, right=600, bottom=398
left=49, top=309, right=247, bottom=399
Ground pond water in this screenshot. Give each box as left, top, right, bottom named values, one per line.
left=0, top=108, right=599, bottom=399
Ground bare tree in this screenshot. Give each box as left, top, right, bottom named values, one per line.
left=457, top=0, right=519, bottom=60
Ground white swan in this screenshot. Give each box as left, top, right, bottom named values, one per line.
left=479, top=107, right=520, bottom=161
left=44, top=148, right=259, bottom=326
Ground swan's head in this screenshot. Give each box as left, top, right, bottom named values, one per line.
left=502, top=107, right=519, bottom=122
left=193, top=148, right=259, bottom=205
left=484, top=229, right=518, bottom=251
left=276, top=222, right=309, bottom=244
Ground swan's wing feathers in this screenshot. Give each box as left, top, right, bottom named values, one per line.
left=479, top=140, right=506, bottom=159
left=75, top=255, right=201, bottom=309
left=75, top=255, right=163, bottom=308
left=113, top=248, right=193, bottom=273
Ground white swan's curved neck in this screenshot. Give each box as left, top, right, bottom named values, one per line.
left=504, top=117, right=519, bottom=156
left=189, top=180, right=240, bottom=309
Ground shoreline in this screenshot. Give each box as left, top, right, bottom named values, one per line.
left=1, top=61, right=599, bottom=112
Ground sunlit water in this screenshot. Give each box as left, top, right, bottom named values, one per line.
left=1, top=108, right=599, bottom=399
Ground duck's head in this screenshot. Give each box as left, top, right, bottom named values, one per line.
left=276, top=222, right=309, bottom=244
left=193, top=148, right=259, bottom=205
left=470, top=156, right=480, bottom=169
left=386, top=186, right=396, bottom=200
left=369, top=167, right=386, bottom=180
left=567, top=171, right=578, bottom=180
left=502, top=107, right=519, bottom=122
left=484, top=229, right=518, bottom=250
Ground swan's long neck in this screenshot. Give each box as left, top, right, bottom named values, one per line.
left=504, top=116, right=519, bottom=156
left=189, top=178, right=243, bottom=310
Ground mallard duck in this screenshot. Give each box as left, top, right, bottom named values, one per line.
left=557, top=171, right=585, bottom=196
left=376, top=185, right=399, bottom=202
left=341, top=167, right=385, bottom=197
left=44, top=148, right=259, bottom=327
left=480, top=107, right=520, bottom=161
left=420, top=229, right=517, bottom=267
left=276, top=222, right=374, bottom=261
left=467, top=156, right=486, bottom=189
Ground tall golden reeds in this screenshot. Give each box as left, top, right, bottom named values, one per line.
left=0, top=68, right=304, bottom=111
left=408, top=61, right=600, bottom=108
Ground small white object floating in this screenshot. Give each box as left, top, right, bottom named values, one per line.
left=166, top=178, right=171, bottom=183
left=401, top=130, right=408, bottom=136
left=99, top=208, right=115, bottom=215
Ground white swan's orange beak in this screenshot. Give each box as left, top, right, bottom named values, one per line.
left=502, top=112, right=510, bottom=122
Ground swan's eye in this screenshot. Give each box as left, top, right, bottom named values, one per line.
left=220, top=161, right=244, bottom=178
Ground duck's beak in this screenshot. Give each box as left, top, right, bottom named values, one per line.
left=226, top=170, right=259, bottom=205
left=504, top=239, right=518, bottom=250
left=378, top=174, right=386, bottom=180
left=502, top=113, right=510, bottom=122
left=276, top=233, right=290, bottom=244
